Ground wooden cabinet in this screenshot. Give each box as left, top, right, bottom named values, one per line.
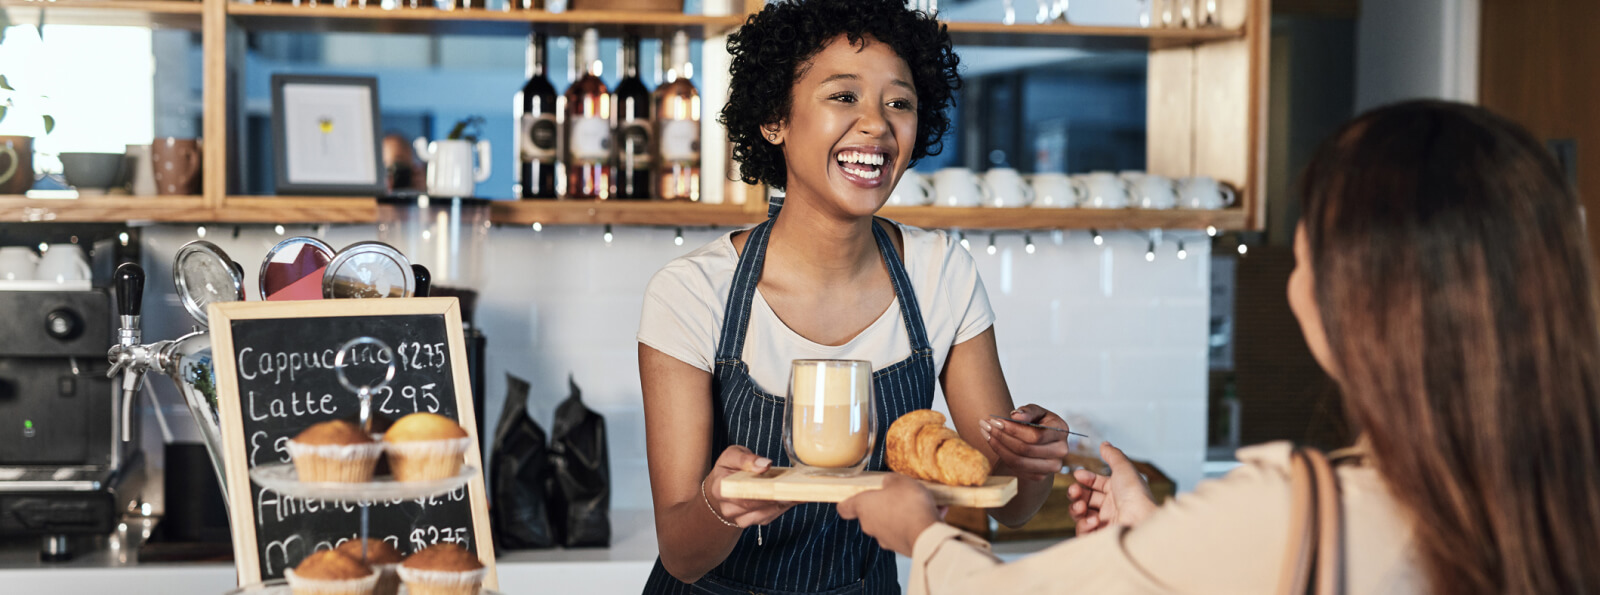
left=0, top=0, right=1267, bottom=230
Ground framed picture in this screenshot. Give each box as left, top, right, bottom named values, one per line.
left=270, top=74, right=385, bottom=196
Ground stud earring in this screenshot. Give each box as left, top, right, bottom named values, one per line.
left=767, top=132, right=777, bottom=141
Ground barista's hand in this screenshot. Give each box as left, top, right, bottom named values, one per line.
left=838, top=473, right=941, bottom=557
left=1067, top=442, right=1159, bottom=534
left=705, top=445, right=795, bottom=527
left=981, top=404, right=1071, bottom=482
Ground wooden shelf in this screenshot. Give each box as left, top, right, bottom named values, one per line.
left=0, top=0, right=202, bottom=27
left=0, top=196, right=208, bottom=222
left=216, top=196, right=378, bottom=223
left=489, top=199, right=759, bottom=227
left=943, top=20, right=1243, bottom=50
left=225, top=3, right=746, bottom=36
left=878, top=205, right=1249, bottom=231
left=0, top=194, right=1249, bottom=230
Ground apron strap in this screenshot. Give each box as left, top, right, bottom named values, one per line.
left=715, top=218, right=775, bottom=362
left=871, top=219, right=933, bottom=353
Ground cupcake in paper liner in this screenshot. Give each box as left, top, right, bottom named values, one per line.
left=383, top=413, right=471, bottom=482
left=286, top=550, right=378, bottom=595
left=398, top=543, right=486, bottom=595
left=335, top=538, right=404, bottom=595
left=287, top=421, right=385, bottom=483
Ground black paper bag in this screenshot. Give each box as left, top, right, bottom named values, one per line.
left=490, top=374, right=556, bottom=549
left=548, top=375, right=611, bottom=547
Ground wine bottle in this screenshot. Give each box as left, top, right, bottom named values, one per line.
left=516, top=32, right=558, bottom=199
left=563, top=28, right=613, bottom=199
left=654, top=31, right=700, bottom=201
left=613, top=35, right=653, bottom=199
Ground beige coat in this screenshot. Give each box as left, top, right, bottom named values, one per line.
left=908, top=442, right=1428, bottom=595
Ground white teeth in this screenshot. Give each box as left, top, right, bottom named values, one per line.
left=841, top=165, right=881, bottom=179
left=836, top=150, right=885, bottom=166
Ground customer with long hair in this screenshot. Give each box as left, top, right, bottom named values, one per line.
left=839, top=100, right=1600, bottom=594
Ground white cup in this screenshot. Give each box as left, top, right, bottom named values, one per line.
left=887, top=170, right=934, bottom=206
left=1029, top=173, right=1079, bottom=208
left=414, top=138, right=492, bottom=197
left=1121, top=171, right=1178, bottom=210
left=933, top=168, right=989, bottom=208
left=36, top=244, right=89, bottom=283
left=1075, top=171, right=1131, bottom=209
left=0, top=246, right=37, bottom=281
left=982, top=168, right=1034, bottom=208
left=1177, top=176, right=1238, bottom=210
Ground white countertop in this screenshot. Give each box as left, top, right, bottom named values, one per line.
left=1, top=510, right=1064, bottom=594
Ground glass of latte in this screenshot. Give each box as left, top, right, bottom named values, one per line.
left=784, top=359, right=876, bottom=476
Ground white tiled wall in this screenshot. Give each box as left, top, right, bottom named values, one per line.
left=136, top=221, right=1210, bottom=511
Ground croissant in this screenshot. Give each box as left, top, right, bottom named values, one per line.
left=885, top=409, right=991, bottom=487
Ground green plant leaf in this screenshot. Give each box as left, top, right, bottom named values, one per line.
left=0, top=75, right=11, bottom=91
left=0, top=105, right=7, bottom=124
left=42, top=115, right=54, bottom=134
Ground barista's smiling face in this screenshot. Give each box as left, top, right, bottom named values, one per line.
left=768, top=34, right=919, bottom=218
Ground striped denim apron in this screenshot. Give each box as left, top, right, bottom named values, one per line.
left=643, top=216, right=936, bottom=594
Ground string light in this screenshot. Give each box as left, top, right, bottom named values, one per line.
left=674, top=227, right=684, bottom=246
left=959, top=232, right=970, bottom=251
left=37, top=243, right=47, bottom=252
left=274, top=224, right=285, bottom=235
left=118, top=232, right=129, bottom=247
left=532, top=222, right=543, bottom=232
left=1024, top=233, right=1035, bottom=254
left=1091, top=229, right=1104, bottom=246
left=1206, top=225, right=1218, bottom=237
left=986, top=233, right=997, bottom=255
left=1177, top=240, right=1187, bottom=260
left=1237, top=242, right=1248, bottom=256
left=1145, top=239, right=1157, bottom=262
left=603, top=224, right=614, bottom=244
left=196, top=226, right=207, bottom=238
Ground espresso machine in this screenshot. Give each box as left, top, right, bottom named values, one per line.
left=0, top=230, right=146, bottom=561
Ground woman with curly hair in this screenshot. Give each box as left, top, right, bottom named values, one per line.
left=636, top=0, right=1068, bottom=593
left=840, top=101, right=1600, bottom=594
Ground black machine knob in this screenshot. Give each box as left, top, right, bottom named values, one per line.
left=412, top=264, right=431, bottom=298
left=45, top=308, right=83, bottom=341
left=115, top=263, right=144, bottom=317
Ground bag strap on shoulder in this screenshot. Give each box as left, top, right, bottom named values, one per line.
left=1276, top=447, right=1345, bottom=595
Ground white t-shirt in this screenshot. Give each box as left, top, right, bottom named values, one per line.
left=637, top=221, right=996, bottom=395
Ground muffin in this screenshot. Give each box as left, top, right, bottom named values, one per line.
left=285, top=550, right=378, bottom=595
left=287, top=420, right=384, bottom=483
left=383, top=413, right=470, bottom=482
left=334, top=539, right=403, bottom=595
left=397, top=543, right=486, bottom=595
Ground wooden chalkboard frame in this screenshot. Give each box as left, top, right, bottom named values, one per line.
left=210, top=298, right=497, bottom=589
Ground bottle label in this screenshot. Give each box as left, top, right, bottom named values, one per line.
left=618, top=119, right=653, bottom=167
left=568, top=116, right=611, bottom=163
left=521, top=114, right=558, bottom=162
left=661, top=120, right=700, bottom=163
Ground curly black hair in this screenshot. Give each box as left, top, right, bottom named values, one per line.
left=719, top=0, right=961, bottom=190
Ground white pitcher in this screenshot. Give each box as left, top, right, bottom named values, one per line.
left=414, top=137, right=491, bottom=198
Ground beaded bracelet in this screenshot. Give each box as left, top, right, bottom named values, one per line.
left=702, top=476, right=740, bottom=528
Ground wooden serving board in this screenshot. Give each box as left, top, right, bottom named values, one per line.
left=720, top=467, right=1018, bottom=508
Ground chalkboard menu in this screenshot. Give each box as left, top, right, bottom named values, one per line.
left=211, top=298, right=496, bottom=589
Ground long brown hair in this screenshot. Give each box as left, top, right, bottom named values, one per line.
left=1299, top=100, right=1600, bottom=594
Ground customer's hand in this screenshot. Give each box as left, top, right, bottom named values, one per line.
left=1067, top=442, right=1159, bottom=534
left=705, top=445, right=795, bottom=527
left=838, top=473, right=942, bottom=557
left=982, top=404, right=1072, bottom=482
